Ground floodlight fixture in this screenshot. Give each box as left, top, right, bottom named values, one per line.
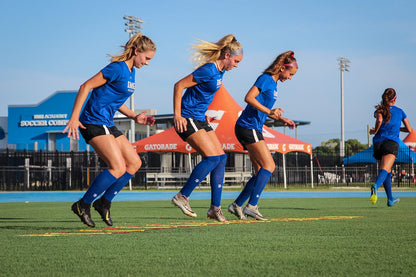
left=337, top=57, right=351, bottom=161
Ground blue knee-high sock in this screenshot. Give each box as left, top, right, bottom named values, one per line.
left=248, top=168, right=272, bottom=206
left=235, top=175, right=257, bottom=207
left=103, top=172, right=134, bottom=202
left=180, top=156, right=220, bottom=197
left=382, top=171, right=393, bottom=200
left=82, top=169, right=117, bottom=204
left=210, top=154, right=227, bottom=207
left=374, top=169, right=389, bottom=190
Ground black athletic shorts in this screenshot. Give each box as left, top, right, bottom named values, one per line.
left=176, top=118, right=213, bottom=141
left=373, top=139, right=399, bottom=160
left=235, top=124, right=264, bottom=150
left=79, top=123, right=123, bottom=144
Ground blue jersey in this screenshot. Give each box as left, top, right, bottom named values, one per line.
left=79, top=62, right=135, bottom=127
left=181, top=63, right=224, bottom=121
left=236, top=74, right=278, bottom=131
left=373, top=106, right=407, bottom=144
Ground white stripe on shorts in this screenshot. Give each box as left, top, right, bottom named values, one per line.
left=188, top=118, right=199, bottom=132
left=102, top=125, right=110, bottom=135
left=252, top=129, right=259, bottom=143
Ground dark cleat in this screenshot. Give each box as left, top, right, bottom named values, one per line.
left=93, top=197, right=113, bottom=226
left=71, top=200, right=95, bottom=228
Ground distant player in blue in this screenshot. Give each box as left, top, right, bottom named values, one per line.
left=172, top=34, right=243, bottom=222
left=228, top=51, right=297, bottom=220
left=63, top=34, right=156, bottom=227
left=369, top=88, right=412, bottom=207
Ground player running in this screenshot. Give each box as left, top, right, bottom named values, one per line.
left=64, top=34, right=156, bottom=227
left=369, top=88, right=412, bottom=207
left=228, top=51, right=297, bottom=220
left=172, top=34, right=243, bottom=222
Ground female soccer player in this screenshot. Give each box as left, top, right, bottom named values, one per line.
left=228, top=51, right=297, bottom=220
left=63, top=34, right=156, bottom=227
left=369, top=88, right=412, bottom=206
left=172, top=34, right=243, bottom=222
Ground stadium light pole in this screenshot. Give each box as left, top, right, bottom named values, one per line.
left=123, top=15, right=143, bottom=143
left=337, top=57, right=350, bottom=160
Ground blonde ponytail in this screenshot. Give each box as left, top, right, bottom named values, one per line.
left=190, top=34, right=242, bottom=67
left=109, top=33, right=156, bottom=62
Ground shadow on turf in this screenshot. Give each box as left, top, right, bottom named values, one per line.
left=0, top=217, right=84, bottom=231
left=0, top=217, right=76, bottom=223
left=0, top=224, right=82, bottom=231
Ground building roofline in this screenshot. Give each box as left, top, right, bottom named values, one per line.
left=8, top=90, right=77, bottom=108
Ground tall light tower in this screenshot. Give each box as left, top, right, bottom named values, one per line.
left=123, top=15, right=143, bottom=143
left=337, top=57, right=350, bottom=160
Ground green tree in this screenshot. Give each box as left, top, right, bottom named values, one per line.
left=313, top=138, right=366, bottom=156
left=313, top=138, right=339, bottom=156
left=345, top=139, right=367, bottom=155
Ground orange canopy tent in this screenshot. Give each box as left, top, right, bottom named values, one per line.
left=404, top=130, right=416, bottom=178
left=403, top=129, right=416, bottom=152
left=133, top=85, right=311, bottom=155
left=132, top=85, right=313, bottom=187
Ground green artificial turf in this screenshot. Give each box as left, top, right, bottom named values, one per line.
left=1, top=197, right=415, bottom=276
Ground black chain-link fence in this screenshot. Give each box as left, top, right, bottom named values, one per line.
left=1, top=148, right=414, bottom=191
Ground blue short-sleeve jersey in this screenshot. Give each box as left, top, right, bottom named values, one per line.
left=181, top=63, right=224, bottom=121
left=373, top=106, right=407, bottom=144
left=236, top=74, right=278, bottom=131
left=79, top=62, right=135, bottom=126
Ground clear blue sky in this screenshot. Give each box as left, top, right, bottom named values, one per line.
left=1, top=0, right=415, bottom=147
